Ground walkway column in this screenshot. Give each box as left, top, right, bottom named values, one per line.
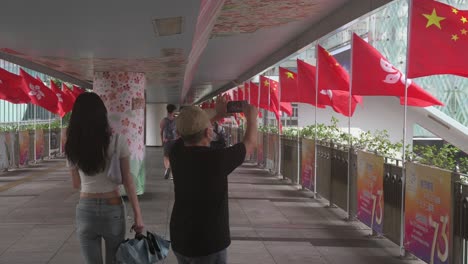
left=94, top=72, right=146, bottom=195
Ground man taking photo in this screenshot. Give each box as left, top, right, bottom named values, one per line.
left=169, top=97, right=257, bottom=264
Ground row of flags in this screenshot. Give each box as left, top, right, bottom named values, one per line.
left=0, top=68, right=84, bottom=117
left=228, top=32, right=443, bottom=119
left=215, top=0, right=462, bottom=120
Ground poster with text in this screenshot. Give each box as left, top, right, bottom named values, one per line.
left=404, top=163, right=451, bottom=264
left=266, top=134, right=275, bottom=170
left=35, top=129, right=44, bottom=160
left=257, top=132, right=264, bottom=165
left=301, top=138, right=315, bottom=190
left=19, top=131, right=29, bottom=166
left=61, top=128, right=67, bottom=154
left=5, top=132, right=16, bottom=167
left=357, top=151, right=384, bottom=234
left=0, top=133, right=8, bottom=170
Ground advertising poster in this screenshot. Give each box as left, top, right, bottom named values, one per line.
left=300, top=138, right=315, bottom=190
left=266, top=134, right=275, bottom=170
left=357, top=151, right=384, bottom=234
left=257, top=132, right=264, bottom=165
left=5, top=132, right=16, bottom=167
left=404, top=163, right=451, bottom=264
left=35, top=129, right=44, bottom=160
left=19, top=131, right=29, bottom=166
left=0, top=133, right=8, bottom=170
left=61, top=128, right=67, bottom=154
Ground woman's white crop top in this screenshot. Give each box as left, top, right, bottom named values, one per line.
left=69, top=134, right=130, bottom=193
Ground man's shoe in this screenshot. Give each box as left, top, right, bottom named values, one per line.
left=164, top=168, right=171, bottom=179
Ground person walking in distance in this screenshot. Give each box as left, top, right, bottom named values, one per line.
left=65, top=93, right=144, bottom=264
left=160, top=104, right=177, bottom=179
left=169, top=97, right=257, bottom=264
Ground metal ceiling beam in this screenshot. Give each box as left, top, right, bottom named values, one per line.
left=195, top=0, right=392, bottom=104
left=0, top=51, right=93, bottom=89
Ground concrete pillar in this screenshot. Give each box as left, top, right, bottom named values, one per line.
left=94, top=72, right=146, bottom=195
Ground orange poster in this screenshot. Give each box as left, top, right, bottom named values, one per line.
left=404, top=163, right=452, bottom=264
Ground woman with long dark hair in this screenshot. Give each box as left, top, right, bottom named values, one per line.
left=65, top=92, right=144, bottom=264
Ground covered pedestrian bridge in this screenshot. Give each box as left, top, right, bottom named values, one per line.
left=0, top=0, right=467, bottom=263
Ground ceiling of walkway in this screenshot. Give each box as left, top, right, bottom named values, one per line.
left=0, top=0, right=391, bottom=105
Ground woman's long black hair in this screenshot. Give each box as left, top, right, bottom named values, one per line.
left=65, top=93, right=111, bottom=175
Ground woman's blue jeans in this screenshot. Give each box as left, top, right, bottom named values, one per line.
left=76, top=198, right=125, bottom=264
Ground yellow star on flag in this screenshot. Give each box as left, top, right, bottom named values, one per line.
left=452, top=34, right=459, bottom=41
left=461, top=29, right=467, bottom=35
left=285, top=72, right=294, bottom=79
left=423, top=8, right=446, bottom=29
left=335, top=63, right=339, bottom=66
left=263, top=80, right=269, bottom=86
left=461, top=16, right=468, bottom=24
left=452, top=8, right=459, bottom=15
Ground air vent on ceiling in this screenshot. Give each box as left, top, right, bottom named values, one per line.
left=153, top=17, right=183, bottom=37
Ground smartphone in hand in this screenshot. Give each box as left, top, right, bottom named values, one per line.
left=226, top=100, right=247, bottom=113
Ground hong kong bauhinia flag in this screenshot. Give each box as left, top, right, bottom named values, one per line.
left=351, top=34, right=443, bottom=107
left=408, top=0, right=468, bottom=78
left=0, top=68, right=30, bottom=104
left=72, top=85, right=85, bottom=97
left=51, top=81, right=73, bottom=117
left=19, top=69, right=59, bottom=114
left=62, top=83, right=77, bottom=102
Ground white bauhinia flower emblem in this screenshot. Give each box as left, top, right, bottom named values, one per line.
left=28, top=83, right=45, bottom=100
left=56, top=93, right=63, bottom=102
left=320, top=89, right=333, bottom=100
left=380, top=58, right=412, bottom=87
left=0, top=79, right=3, bottom=84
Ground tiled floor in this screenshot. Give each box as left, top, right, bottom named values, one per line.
left=0, top=148, right=424, bottom=264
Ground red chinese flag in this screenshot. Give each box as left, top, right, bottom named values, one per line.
left=232, top=90, right=238, bottom=101
left=244, top=82, right=250, bottom=103
left=296, top=59, right=326, bottom=108
left=351, top=34, right=443, bottom=107
left=249, top=82, right=260, bottom=107
left=259, top=76, right=293, bottom=116
left=237, top=86, right=244, bottom=100
left=0, top=68, right=30, bottom=104
left=317, top=45, right=349, bottom=92
left=317, top=45, right=362, bottom=116
left=72, top=85, right=85, bottom=97
left=408, top=0, right=468, bottom=78
left=51, top=81, right=73, bottom=117
left=19, top=69, right=59, bottom=114
left=279, top=67, right=298, bottom=103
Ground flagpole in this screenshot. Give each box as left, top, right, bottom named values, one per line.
left=258, top=81, right=262, bottom=167
left=34, top=105, right=37, bottom=163
left=347, top=31, right=355, bottom=221
left=313, top=43, right=319, bottom=199
left=273, top=77, right=282, bottom=178
left=267, top=78, right=273, bottom=174
left=400, top=0, right=414, bottom=257
left=48, top=112, right=51, bottom=158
